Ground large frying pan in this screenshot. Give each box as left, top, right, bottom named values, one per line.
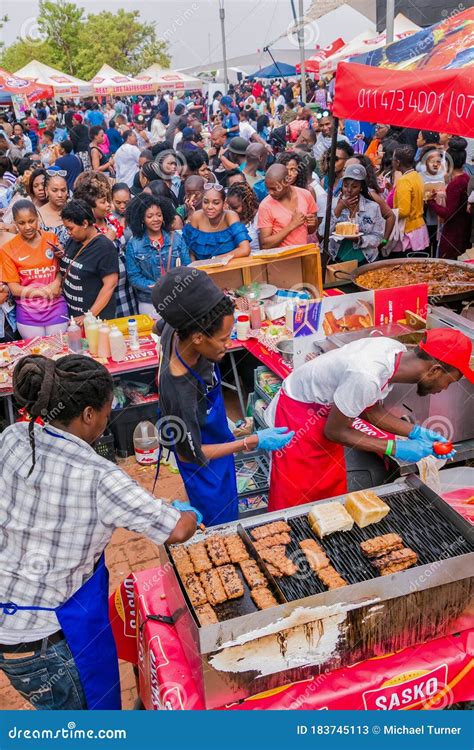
left=334, top=258, right=474, bottom=304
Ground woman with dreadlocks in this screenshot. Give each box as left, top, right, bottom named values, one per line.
left=0, top=354, right=198, bottom=711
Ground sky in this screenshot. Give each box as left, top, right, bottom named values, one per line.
left=2, top=0, right=318, bottom=69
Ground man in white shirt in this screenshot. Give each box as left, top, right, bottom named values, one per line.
left=266, top=330, right=471, bottom=511
left=113, top=130, right=141, bottom=187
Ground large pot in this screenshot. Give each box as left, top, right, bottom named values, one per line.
left=335, top=258, right=474, bottom=304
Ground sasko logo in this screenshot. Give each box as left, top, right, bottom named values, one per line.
left=362, top=664, right=448, bottom=710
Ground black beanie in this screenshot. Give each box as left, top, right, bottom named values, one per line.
left=151, top=267, right=226, bottom=329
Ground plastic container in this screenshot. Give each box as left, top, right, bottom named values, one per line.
left=248, top=292, right=261, bottom=330
left=86, top=318, right=99, bottom=355
left=67, top=317, right=82, bottom=353
left=97, top=323, right=111, bottom=359
left=236, top=314, right=250, bottom=341
left=109, top=325, right=127, bottom=362
left=133, top=420, right=159, bottom=465
left=128, top=318, right=140, bottom=351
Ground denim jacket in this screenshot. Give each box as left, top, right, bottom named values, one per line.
left=125, top=230, right=190, bottom=303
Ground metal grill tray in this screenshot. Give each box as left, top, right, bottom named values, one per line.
left=248, top=488, right=474, bottom=602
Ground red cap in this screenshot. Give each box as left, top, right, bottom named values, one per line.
left=72, top=113, right=83, bottom=123
left=419, top=328, right=474, bottom=383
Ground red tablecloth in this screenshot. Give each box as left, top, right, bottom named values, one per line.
left=109, top=567, right=473, bottom=711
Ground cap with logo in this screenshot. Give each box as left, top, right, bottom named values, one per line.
left=342, top=164, right=367, bottom=181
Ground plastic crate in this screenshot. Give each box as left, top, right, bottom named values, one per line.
left=254, top=366, right=282, bottom=405
left=108, top=399, right=159, bottom=458
left=93, top=431, right=116, bottom=463
left=247, top=391, right=268, bottom=429
left=234, top=448, right=270, bottom=497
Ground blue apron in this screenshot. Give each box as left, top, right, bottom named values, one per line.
left=0, top=428, right=121, bottom=710
left=169, top=345, right=238, bottom=526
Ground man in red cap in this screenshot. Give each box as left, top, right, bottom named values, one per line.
left=267, top=328, right=473, bottom=511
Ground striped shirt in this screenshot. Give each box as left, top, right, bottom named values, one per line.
left=0, top=423, right=180, bottom=644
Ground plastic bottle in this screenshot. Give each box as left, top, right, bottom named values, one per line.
left=97, top=323, right=111, bottom=359
left=86, top=317, right=99, bottom=356
left=133, top=420, right=159, bottom=465
left=128, top=318, right=140, bottom=351
left=109, top=326, right=127, bottom=362
left=83, top=311, right=95, bottom=338
left=67, top=317, right=82, bottom=353
left=248, top=292, right=261, bottom=330
left=236, top=314, right=251, bottom=341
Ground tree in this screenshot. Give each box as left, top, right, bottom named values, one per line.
left=37, top=0, right=84, bottom=75
left=0, top=40, right=53, bottom=73
left=0, top=15, right=8, bottom=56
left=73, top=10, right=170, bottom=79
left=0, top=4, right=170, bottom=79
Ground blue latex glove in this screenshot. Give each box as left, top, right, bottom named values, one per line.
left=394, top=439, right=434, bottom=463
left=409, top=425, right=448, bottom=443
left=171, top=500, right=203, bottom=526
left=257, top=426, right=294, bottom=451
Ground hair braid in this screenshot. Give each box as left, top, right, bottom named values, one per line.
left=13, top=355, right=114, bottom=476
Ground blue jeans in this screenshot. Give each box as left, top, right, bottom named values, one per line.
left=0, top=637, right=87, bottom=710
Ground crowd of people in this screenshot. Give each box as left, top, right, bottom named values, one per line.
left=1, top=79, right=473, bottom=343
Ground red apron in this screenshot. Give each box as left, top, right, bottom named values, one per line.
left=268, top=390, right=347, bottom=511
left=268, top=352, right=403, bottom=512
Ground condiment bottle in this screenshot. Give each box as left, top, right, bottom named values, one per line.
left=128, top=318, right=140, bottom=351
left=97, top=323, right=111, bottom=359
left=67, top=317, right=82, bottom=353
left=248, top=292, right=261, bottom=330
left=86, top=317, right=99, bottom=356
left=83, top=311, right=95, bottom=338
left=109, top=326, right=127, bottom=362
left=236, top=314, right=251, bottom=341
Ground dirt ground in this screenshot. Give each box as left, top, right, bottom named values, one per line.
left=0, top=459, right=186, bottom=711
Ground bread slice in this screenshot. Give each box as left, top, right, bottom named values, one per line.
left=308, top=502, right=354, bottom=538
left=345, top=490, right=390, bottom=528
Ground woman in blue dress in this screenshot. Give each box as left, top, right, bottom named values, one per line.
left=183, top=184, right=251, bottom=262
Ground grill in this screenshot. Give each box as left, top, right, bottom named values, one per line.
left=248, top=488, right=474, bottom=602
left=160, top=477, right=474, bottom=710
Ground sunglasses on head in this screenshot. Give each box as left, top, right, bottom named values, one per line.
left=46, top=169, right=67, bottom=177
left=316, top=110, right=330, bottom=119
left=203, top=183, right=224, bottom=191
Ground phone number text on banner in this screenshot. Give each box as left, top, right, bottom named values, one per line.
left=333, top=63, right=474, bottom=138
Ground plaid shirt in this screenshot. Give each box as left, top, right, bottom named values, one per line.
left=0, top=423, right=180, bottom=644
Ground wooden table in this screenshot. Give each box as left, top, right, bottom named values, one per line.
left=201, top=244, right=323, bottom=297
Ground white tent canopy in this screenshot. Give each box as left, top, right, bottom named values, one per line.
left=319, top=13, right=421, bottom=73
left=14, top=60, right=93, bottom=97
left=136, top=64, right=203, bottom=91
left=91, top=64, right=154, bottom=96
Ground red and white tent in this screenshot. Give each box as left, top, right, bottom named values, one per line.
left=332, top=8, right=474, bottom=138
left=0, top=67, right=52, bottom=103
left=91, top=64, right=154, bottom=96
left=296, top=38, right=346, bottom=74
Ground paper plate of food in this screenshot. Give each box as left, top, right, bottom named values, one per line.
left=322, top=298, right=374, bottom=336
left=331, top=222, right=362, bottom=240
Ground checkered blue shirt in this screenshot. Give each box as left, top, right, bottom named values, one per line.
left=0, top=423, right=180, bottom=644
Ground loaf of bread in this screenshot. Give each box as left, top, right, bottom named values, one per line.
left=345, top=491, right=390, bottom=528
left=335, top=221, right=359, bottom=236
left=308, top=502, right=354, bottom=538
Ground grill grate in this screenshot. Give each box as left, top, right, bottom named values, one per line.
left=249, top=488, right=474, bottom=602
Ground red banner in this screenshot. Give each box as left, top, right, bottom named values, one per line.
left=333, top=62, right=474, bottom=138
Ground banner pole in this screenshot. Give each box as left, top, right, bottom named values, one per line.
left=322, top=115, right=339, bottom=279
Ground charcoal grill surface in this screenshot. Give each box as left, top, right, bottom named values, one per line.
left=248, top=488, right=474, bottom=601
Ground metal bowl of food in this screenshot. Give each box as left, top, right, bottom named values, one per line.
left=276, top=338, right=294, bottom=364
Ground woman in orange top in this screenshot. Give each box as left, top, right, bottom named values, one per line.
left=0, top=200, right=68, bottom=339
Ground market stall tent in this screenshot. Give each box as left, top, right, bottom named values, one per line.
left=248, top=62, right=297, bottom=79
left=332, top=7, right=474, bottom=138
left=136, top=65, right=203, bottom=91
left=319, top=14, right=421, bottom=74
left=91, top=64, right=155, bottom=96
left=0, top=67, right=52, bottom=105
left=14, top=60, right=93, bottom=98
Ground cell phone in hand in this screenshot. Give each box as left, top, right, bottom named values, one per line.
left=46, top=240, right=64, bottom=258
